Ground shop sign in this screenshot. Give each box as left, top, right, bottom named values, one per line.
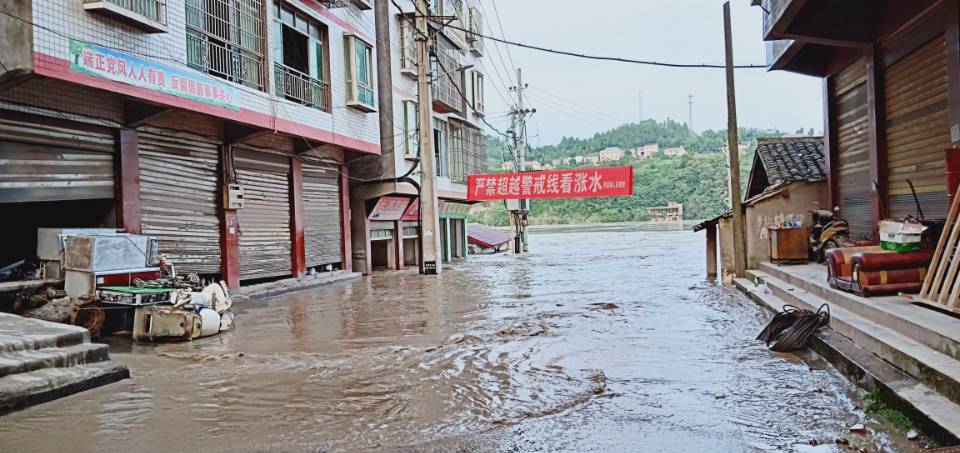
left=368, top=196, right=411, bottom=221
left=69, top=39, right=237, bottom=110
left=401, top=198, right=420, bottom=221
left=467, top=166, right=634, bottom=201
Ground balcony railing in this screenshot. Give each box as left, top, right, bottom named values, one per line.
left=274, top=63, right=330, bottom=112
left=187, top=32, right=265, bottom=89
left=82, top=0, right=167, bottom=31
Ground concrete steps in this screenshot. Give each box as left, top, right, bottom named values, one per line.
left=0, top=313, right=128, bottom=415
left=751, top=270, right=960, bottom=405
left=734, top=274, right=960, bottom=444
left=0, top=343, right=111, bottom=378
left=758, top=262, right=960, bottom=361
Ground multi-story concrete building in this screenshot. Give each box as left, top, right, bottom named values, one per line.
left=632, top=144, right=659, bottom=160
left=348, top=0, right=488, bottom=274
left=0, top=0, right=385, bottom=288
left=597, top=146, right=625, bottom=162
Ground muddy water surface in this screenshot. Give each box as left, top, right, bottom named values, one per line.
left=0, top=225, right=920, bottom=452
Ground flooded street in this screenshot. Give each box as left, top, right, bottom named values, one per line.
left=0, top=225, right=918, bottom=452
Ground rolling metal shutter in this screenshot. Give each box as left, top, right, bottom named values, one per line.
left=302, top=162, right=342, bottom=268
left=832, top=57, right=873, bottom=240
left=0, top=118, right=114, bottom=203
left=885, top=36, right=950, bottom=220
left=235, top=149, right=292, bottom=280
left=138, top=127, right=222, bottom=275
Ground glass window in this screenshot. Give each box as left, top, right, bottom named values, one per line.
left=345, top=35, right=375, bottom=110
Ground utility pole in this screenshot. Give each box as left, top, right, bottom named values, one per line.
left=688, top=94, right=694, bottom=132
left=638, top=93, right=643, bottom=123
left=415, top=0, right=442, bottom=274
left=509, top=68, right=532, bottom=253
left=723, top=1, right=746, bottom=278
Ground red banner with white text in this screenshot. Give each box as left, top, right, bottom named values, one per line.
left=467, top=166, right=634, bottom=201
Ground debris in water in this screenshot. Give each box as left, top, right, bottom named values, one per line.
left=849, top=423, right=867, bottom=433
left=906, top=429, right=918, bottom=440
left=835, top=438, right=849, bottom=445
left=590, top=303, right=619, bottom=310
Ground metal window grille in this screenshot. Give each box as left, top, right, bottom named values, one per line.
left=448, top=120, right=465, bottom=182
left=431, top=36, right=463, bottom=111
left=467, top=6, right=483, bottom=54
left=447, top=120, right=485, bottom=183
left=186, top=0, right=266, bottom=90
left=399, top=15, right=417, bottom=74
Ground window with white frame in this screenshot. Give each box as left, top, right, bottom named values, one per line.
left=344, top=34, right=375, bottom=111
left=467, top=6, right=483, bottom=55
left=272, top=1, right=330, bottom=111
left=398, top=14, right=417, bottom=76
left=402, top=100, right=419, bottom=158
left=470, top=70, right=484, bottom=115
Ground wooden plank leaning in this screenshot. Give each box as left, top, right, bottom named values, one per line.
left=920, top=182, right=960, bottom=301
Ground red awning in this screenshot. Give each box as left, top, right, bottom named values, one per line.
left=468, top=224, right=512, bottom=249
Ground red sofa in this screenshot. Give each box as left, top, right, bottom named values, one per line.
left=825, top=246, right=933, bottom=297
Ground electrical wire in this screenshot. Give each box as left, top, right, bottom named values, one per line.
left=433, top=16, right=767, bottom=69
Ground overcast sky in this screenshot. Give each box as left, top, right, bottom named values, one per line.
left=480, top=0, right=824, bottom=146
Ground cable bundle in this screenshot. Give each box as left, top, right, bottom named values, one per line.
left=757, top=304, right=830, bottom=352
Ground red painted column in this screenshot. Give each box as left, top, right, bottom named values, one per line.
left=219, top=145, right=241, bottom=289
left=395, top=220, right=404, bottom=270
left=290, top=158, right=306, bottom=279
left=115, top=128, right=142, bottom=234
left=340, top=165, right=353, bottom=271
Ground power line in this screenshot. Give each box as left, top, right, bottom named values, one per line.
left=436, top=19, right=766, bottom=69
left=529, top=86, right=632, bottom=125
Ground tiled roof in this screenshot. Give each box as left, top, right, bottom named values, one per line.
left=755, top=137, right=826, bottom=185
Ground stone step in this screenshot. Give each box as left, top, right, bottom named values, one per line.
left=0, top=361, right=129, bottom=416
left=751, top=270, right=960, bottom=408
left=756, top=262, right=960, bottom=362
left=0, top=313, right=89, bottom=353
left=734, top=277, right=960, bottom=444
left=0, top=343, right=111, bottom=379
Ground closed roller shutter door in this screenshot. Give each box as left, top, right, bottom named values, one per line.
left=885, top=36, right=950, bottom=220
left=0, top=118, right=114, bottom=203
left=138, top=127, right=222, bottom=275
left=832, top=57, right=873, bottom=240
left=302, top=162, right=342, bottom=268
left=235, top=149, right=291, bottom=280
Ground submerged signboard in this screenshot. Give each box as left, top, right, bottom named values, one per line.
left=68, top=39, right=237, bottom=109
left=467, top=166, right=634, bottom=201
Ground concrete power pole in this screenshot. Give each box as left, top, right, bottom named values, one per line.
left=688, top=94, right=694, bottom=132
left=415, top=0, right=442, bottom=274
left=723, top=1, right=746, bottom=278
left=509, top=68, right=531, bottom=253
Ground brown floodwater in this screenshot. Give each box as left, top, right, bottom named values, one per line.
left=0, top=224, right=923, bottom=452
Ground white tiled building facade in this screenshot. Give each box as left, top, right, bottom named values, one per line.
left=22, top=0, right=381, bottom=147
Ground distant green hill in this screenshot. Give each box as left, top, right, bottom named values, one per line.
left=473, top=120, right=797, bottom=226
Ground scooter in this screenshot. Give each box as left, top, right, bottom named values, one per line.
left=810, top=209, right=850, bottom=263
